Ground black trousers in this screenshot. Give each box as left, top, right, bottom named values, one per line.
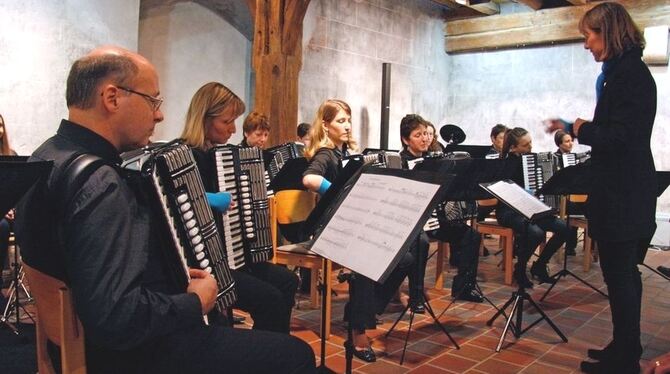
left=430, top=222, right=480, bottom=292
left=347, top=232, right=428, bottom=331
left=497, top=206, right=568, bottom=269
left=231, top=262, right=298, bottom=333
left=598, top=238, right=647, bottom=363
left=86, top=319, right=316, bottom=374
left=0, top=218, right=10, bottom=271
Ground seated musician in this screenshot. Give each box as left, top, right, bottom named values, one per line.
left=425, top=121, right=444, bottom=153
left=240, top=111, right=270, bottom=149
left=554, top=130, right=581, bottom=256
left=14, top=47, right=314, bottom=373
left=497, top=127, right=570, bottom=287
left=181, top=82, right=299, bottom=334
left=302, top=99, right=424, bottom=363
left=296, top=122, right=311, bottom=147
left=399, top=114, right=482, bottom=303
left=487, top=123, right=508, bottom=157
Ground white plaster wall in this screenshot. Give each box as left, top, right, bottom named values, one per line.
left=299, top=0, right=450, bottom=151
left=139, top=2, right=252, bottom=144
left=0, top=0, right=140, bottom=155
left=445, top=4, right=670, bottom=212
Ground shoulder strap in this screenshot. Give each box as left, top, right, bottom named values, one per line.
left=53, top=153, right=109, bottom=216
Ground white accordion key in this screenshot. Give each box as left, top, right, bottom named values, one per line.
left=188, top=227, right=199, bottom=237
left=177, top=193, right=188, bottom=204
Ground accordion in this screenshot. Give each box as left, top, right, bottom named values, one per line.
left=211, top=145, right=273, bottom=270
left=522, top=152, right=585, bottom=209
left=121, top=142, right=237, bottom=312
left=264, top=142, right=304, bottom=181
left=359, top=149, right=403, bottom=169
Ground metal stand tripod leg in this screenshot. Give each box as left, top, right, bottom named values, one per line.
left=487, top=286, right=568, bottom=352
left=385, top=289, right=459, bottom=365
left=1, top=245, right=35, bottom=335
left=437, top=280, right=501, bottom=320
left=642, top=263, right=670, bottom=282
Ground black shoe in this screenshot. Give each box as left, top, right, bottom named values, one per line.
left=513, top=267, right=533, bottom=289
left=411, top=303, right=426, bottom=314
left=344, top=340, right=376, bottom=363
left=455, top=289, right=483, bottom=303
left=530, top=262, right=555, bottom=285
left=565, top=247, right=576, bottom=256
left=580, top=359, right=639, bottom=374
left=658, top=265, right=670, bottom=278
left=482, top=247, right=490, bottom=257
left=375, top=318, right=383, bottom=325
left=587, top=342, right=614, bottom=361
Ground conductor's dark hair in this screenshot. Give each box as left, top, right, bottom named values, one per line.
left=66, top=54, right=139, bottom=109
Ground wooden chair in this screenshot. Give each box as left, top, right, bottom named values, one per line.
left=269, top=191, right=332, bottom=339
left=23, top=263, right=86, bottom=374
left=432, top=240, right=450, bottom=290
left=474, top=220, right=514, bottom=285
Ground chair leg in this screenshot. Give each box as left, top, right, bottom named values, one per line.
left=504, top=234, right=514, bottom=285
left=310, top=267, right=320, bottom=309
left=35, top=316, right=57, bottom=374
left=434, top=242, right=446, bottom=290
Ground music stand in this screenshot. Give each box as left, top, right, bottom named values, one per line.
left=0, top=158, right=53, bottom=335
left=536, top=163, right=608, bottom=300
left=481, top=180, right=568, bottom=352
left=307, top=166, right=451, bottom=373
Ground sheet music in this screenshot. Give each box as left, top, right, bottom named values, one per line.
left=310, top=173, right=440, bottom=282
left=485, top=180, right=552, bottom=220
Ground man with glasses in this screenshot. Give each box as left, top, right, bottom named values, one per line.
left=15, top=46, right=315, bottom=374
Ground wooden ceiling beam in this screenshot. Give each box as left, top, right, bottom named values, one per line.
left=445, top=0, right=670, bottom=53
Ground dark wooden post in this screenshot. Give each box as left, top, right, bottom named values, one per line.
left=247, top=0, right=310, bottom=146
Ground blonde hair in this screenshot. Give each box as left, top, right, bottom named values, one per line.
left=304, top=99, right=358, bottom=159
left=181, top=82, right=245, bottom=149
left=579, top=2, right=644, bottom=60
left=0, top=114, right=11, bottom=156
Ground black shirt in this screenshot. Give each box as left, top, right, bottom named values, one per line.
left=303, top=147, right=342, bottom=182
left=15, top=120, right=202, bottom=352
left=399, top=149, right=423, bottom=169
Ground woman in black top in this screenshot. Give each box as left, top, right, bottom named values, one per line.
left=497, top=128, right=569, bottom=288
left=181, top=82, right=299, bottom=334
left=553, top=4, right=657, bottom=372
left=303, top=100, right=420, bottom=363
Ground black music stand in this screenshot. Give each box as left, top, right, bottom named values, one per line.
left=537, top=163, right=608, bottom=300
left=0, top=158, right=53, bottom=335
left=307, top=166, right=451, bottom=373
left=481, top=180, right=568, bottom=352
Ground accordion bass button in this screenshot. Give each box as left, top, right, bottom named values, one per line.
left=245, top=222, right=253, bottom=227
left=185, top=219, right=196, bottom=229
left=204, top=267, right=212, bottom=274
left=188, top=227, right=199, bottom=236
left=243, top=206, right=252, bottom=213
left=180, top=202, right=192, bottom=213
left=200, top=259, right=210, bottom=268
left=183, top=211, right=194, bottom=220
left=194, top=243, right=204, bottom=252
left=177, top=193, right=188, bottom=204
left=191, top=235, right=202, bottom=245
left=196, top=251, right=205, bottom=261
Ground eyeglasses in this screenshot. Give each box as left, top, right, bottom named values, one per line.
left=116, top=86, right=163, bottom=112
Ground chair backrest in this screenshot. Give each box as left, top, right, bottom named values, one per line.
left=23, top=263, right=86, bottom=374
left=569, top=194, right=587, bottom=203
left=274, top=190, right=317, bottom=225
left=477, top=198, right=498, bottom=207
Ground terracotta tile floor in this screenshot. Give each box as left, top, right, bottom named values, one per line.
left=242, top=237, right=670, bottom=373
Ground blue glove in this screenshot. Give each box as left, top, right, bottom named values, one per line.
left=317, top=178, right=332, bottom=196
left=206, top=192, right=232, bottom=213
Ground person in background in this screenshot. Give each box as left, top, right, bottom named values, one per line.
left=181, top=82, right=299, bottom=334
left=498, top=127, right=570, bottom=288
left=486, top=124, right=508, bottom=157
left=15, top=47, right=314, bottom=373
left=548, top=4, right=657, bottom=372
left=240, top=111, right=270, bottom=149
left=554, top=130, right=580, bottom=256
left=554, top=130, right=574, bottom=155
left=425, top=121, right=444, bottom=153
left=296, top=122, right=311, bottom=147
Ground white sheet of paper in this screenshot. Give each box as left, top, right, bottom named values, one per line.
left=486, top=180, right=551, bottom=219
left=310, top=173, right=440, bottom=282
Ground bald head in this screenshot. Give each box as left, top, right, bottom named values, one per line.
left=66, top=46, right=144, bottom=109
